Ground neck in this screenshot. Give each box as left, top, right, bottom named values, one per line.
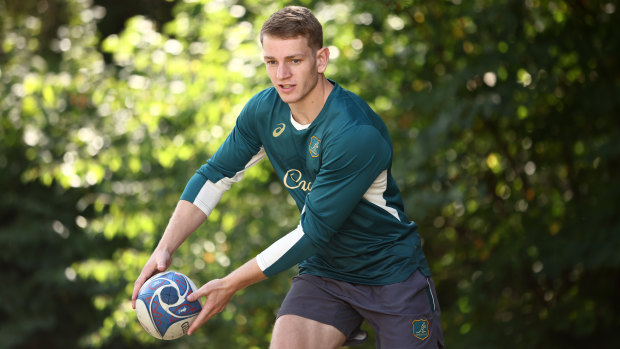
left=289, top=76, right=333, bottom=125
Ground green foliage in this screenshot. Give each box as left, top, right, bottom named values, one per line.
left=1, top=0, right=618, bottom=348
left=360, top=0, right=620, bottom=347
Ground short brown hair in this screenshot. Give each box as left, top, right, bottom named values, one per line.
left=260, top=6, right=323, bottom=51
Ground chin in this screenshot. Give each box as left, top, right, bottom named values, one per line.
left=276, top=93, right=301, bottom=104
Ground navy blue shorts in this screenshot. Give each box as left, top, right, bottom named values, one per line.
left=277, top=270, right=445, bottom=348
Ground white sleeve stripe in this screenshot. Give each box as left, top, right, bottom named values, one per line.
left=362, top=170, right=401, bottom=221
left=193, top=147, right=266, bottom=216
left=193, top=180, right=226, bottom=216
left=256, top=224, right=305, bottom=272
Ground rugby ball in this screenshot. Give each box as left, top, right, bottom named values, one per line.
left=136, top=271, right=202, bottom=340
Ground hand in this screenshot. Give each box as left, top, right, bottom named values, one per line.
left=131, top=248, right=172, bottom=309
left=186, top=278, right=236, bottom=336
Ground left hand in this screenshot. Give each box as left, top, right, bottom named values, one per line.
left=186, top=278, right=236, bottom=335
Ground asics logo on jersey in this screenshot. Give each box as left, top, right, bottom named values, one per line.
left=283, top=169, right=312, bottom=192
left=273, top=123, right=286, bottom=137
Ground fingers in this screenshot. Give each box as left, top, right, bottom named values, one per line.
left=132, top=250, right=171, bottom=309
left=187, top=284, right=210, bottom=335
left=188, top=299, right=226, bottom=336
left=186, top=291, right=198, bottom=303
left=131, top=269, right=153, bottom=309
left=186, top=280, right=232, bottom=336
left=132, top=270, right=151, bottom=308
left=187, top=305, right=213, bottom=336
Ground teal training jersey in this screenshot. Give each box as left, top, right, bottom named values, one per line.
left=181, top=81, right=431, bottom=285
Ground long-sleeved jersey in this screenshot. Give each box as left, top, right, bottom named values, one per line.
left=181, top=81, right=431, bottom=285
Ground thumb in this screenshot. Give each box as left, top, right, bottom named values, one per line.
left=156, top=250, right=170, bottom=271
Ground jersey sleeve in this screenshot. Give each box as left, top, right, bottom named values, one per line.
left=180, top=99, right=265, bottom=216
left=301, top=125, right=392, bottom=245
left=256, top=223, right=317, bottom=277
left=255, top=125, right=391, bottom=277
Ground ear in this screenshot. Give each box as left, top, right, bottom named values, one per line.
left=316, top=47, right=330, bottom=74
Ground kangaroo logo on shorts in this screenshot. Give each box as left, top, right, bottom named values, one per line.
left=412, top=319, right=429, bottom=340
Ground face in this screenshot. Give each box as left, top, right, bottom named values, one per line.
left=262, top=35, right=328, bottom=105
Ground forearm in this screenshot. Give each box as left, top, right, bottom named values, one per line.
left=223, top=258, right=267, bottom=292
left=156, top=200, right=207, bottom=254
left=256, top=223, right=318, bottom=277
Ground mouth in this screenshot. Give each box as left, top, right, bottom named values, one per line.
left=278, top=84, right=295, bottom=92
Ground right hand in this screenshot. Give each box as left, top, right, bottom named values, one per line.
left=131, top=248, right=172, bottom=309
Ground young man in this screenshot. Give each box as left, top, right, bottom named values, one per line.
left=132, top=6, right=444, bottom=348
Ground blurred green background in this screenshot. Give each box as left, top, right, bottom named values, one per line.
left=1, top=0, right=618, bottom=348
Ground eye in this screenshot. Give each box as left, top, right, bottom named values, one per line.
left=265, top=59, right=277, bottom=65
left=290, top=59, right=301, bottom=64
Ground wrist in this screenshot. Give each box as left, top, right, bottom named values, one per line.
left=221, top=274, right=240, bottom=294
left=223, top=258, right=267, bottom=292
left=154, top=243, right=173, bottom=256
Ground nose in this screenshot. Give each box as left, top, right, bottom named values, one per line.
left=276, top=63, right=291, bottom=80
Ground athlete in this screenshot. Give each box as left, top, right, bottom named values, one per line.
left=132, top=6, right=444, bottom=348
